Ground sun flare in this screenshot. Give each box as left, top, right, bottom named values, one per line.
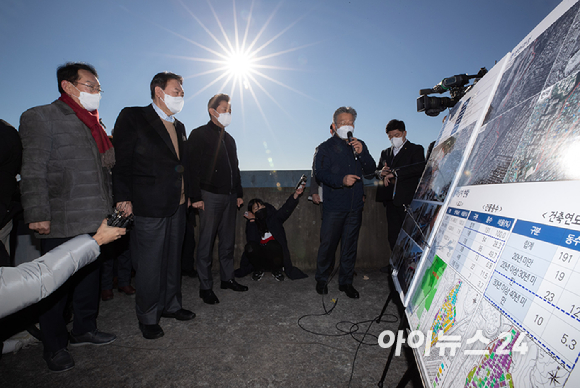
left=153, top=0, right=319, bottom=168
left=226, top=50, right=254, bottom=77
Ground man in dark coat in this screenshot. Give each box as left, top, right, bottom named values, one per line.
left=238, top=184, right=308, bottom=281
left=313, top=106, right=376, bottom=299
left=112, top=71, right=195, bottom=341
left=376, top=119, right=426, bottom=253
left=186, top=93, right=248, bottom=305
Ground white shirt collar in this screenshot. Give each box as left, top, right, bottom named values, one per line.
left=392, top=139, right=407, bottom=156
left=152, top=102, right=175, bottom=123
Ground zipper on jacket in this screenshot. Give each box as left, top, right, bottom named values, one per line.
left=221, top=137, right=234, bottom=194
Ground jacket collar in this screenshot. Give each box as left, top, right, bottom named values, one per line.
left=145, top=104, right=180, bottom=158
left=389, top=141, right=412, bottom=164
left=207, top=119, right=224, bottom=133
left=330, top=133, right=349, bottom=146
left=53, top=99, right=76, bottom=116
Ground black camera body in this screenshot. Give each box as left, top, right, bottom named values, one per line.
left=417, top=68, right=487, bottom=117
left=107, top=208, right=134, bottom=229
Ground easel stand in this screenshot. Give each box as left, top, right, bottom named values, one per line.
left=376, top=271, right=419, bottom=388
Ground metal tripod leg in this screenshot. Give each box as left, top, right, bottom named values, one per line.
left=377, top=315, right=406, bottom=387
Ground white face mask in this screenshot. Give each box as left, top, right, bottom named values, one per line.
left=73, top=85, right=101, bottom=111
left=335, top=125, right=353, bottom=140
left=163, top=92, right=184, bottom=115
left=216, top=112, right=232, bottom=127
left=391, top=136, right=404, bottom=148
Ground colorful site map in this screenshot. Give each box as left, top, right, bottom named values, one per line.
left=430, top=281, right=462, bottom=346
left=411, top=255, right=447, bottom=321
left=398, top=2, right=580, bottom=387
left=439, top=299, right=571, bottom=388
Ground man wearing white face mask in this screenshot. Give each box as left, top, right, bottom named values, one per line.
left=313, top=106, right=376, bottom=299
left=376, top=119, right=426, bottom=261
left=112, top=72, right=195, bottom=340
left=186, top=93, right=247, bottom=305
left=19, top=62, right=116, bottom=371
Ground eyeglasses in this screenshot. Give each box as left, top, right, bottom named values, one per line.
left=74, top=82, right=103, bottom=93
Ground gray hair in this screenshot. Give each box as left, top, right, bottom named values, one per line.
left=333, top=106, right=357, bottom=124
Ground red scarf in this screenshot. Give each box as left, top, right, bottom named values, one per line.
left=58, top=93, right=113, bottom=154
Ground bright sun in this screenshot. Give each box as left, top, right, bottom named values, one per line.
left=159, top=0, right=318, bottom=169
left=226, top=51, right=254, bottom=77
left=163, top=0, right=317, bottom=156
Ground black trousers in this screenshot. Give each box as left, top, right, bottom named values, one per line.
left=315, top=209, right=363, bottom=286
left=100, top=235, right=132, bottom=289
left=386, top=201, right=406, bottom=249
left=132, top=204, right=186, bottom=325
left=181, top=207, right=197, bottom=273
left=39, top=237, right=101, bottom=353
left=245, top=240, right=283, bottom=272
left=196, top=191, right=237, bottom=290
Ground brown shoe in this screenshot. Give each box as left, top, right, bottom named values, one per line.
left=118, top=285, right=136, bottom=295
left=101, top=289, right=114, bottom=301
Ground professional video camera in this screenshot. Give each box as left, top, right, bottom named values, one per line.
left=417, top=68, right=487, bottom=117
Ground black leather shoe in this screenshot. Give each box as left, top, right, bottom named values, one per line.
left=339, top=284, right=360, bottom=299
left=161, top=308, right=196, bottom=321
left=220, top=279, right=249, bottom=292
left=199, top=289, right=220, bottom=304
left=139, top=322, right=164, bottom=340
left=316, top=281, right=328, bottom=295
left=182, top=269, right=198, bottom=278
left=44, top=348, right=74, bottom=372
left=69, top=330, right=116, bottom=346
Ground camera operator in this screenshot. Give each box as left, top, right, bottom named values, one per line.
left=240, top=184, right=308, bottom=282
left=376, top=119, right=425, bottom=271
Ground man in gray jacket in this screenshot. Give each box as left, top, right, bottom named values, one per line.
left=19, top=62, right=116, bottom=372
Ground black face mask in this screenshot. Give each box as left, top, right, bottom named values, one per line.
left=254, top=208, right=268, bottom=234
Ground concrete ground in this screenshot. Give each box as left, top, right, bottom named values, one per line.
left=0, top=269, right=422, bottom=388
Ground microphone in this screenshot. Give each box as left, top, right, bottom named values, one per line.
left=347, top=131, right=358, bottom=160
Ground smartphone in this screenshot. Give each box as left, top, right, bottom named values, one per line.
left=295, top=174, right=307, bottom=190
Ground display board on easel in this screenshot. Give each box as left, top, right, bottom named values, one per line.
left=388, top=1, right=580, bottom=386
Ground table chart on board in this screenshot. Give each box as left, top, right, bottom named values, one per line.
left=485, top=220, right=580, bottom=369
left=434, top=207, right=469, bottom=263
left=448, top=211, right=514, bottom=292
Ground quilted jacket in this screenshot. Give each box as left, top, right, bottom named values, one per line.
left=19, top=100, right=112, bottom=238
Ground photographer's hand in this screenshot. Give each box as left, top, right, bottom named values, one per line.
left=294, top=183, right=305, bottom=199
left=93, top=219, right=126, bottom=246
left=380, top=162, right=391, bottom=178
left=383, top=172, right=395, bottom=186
